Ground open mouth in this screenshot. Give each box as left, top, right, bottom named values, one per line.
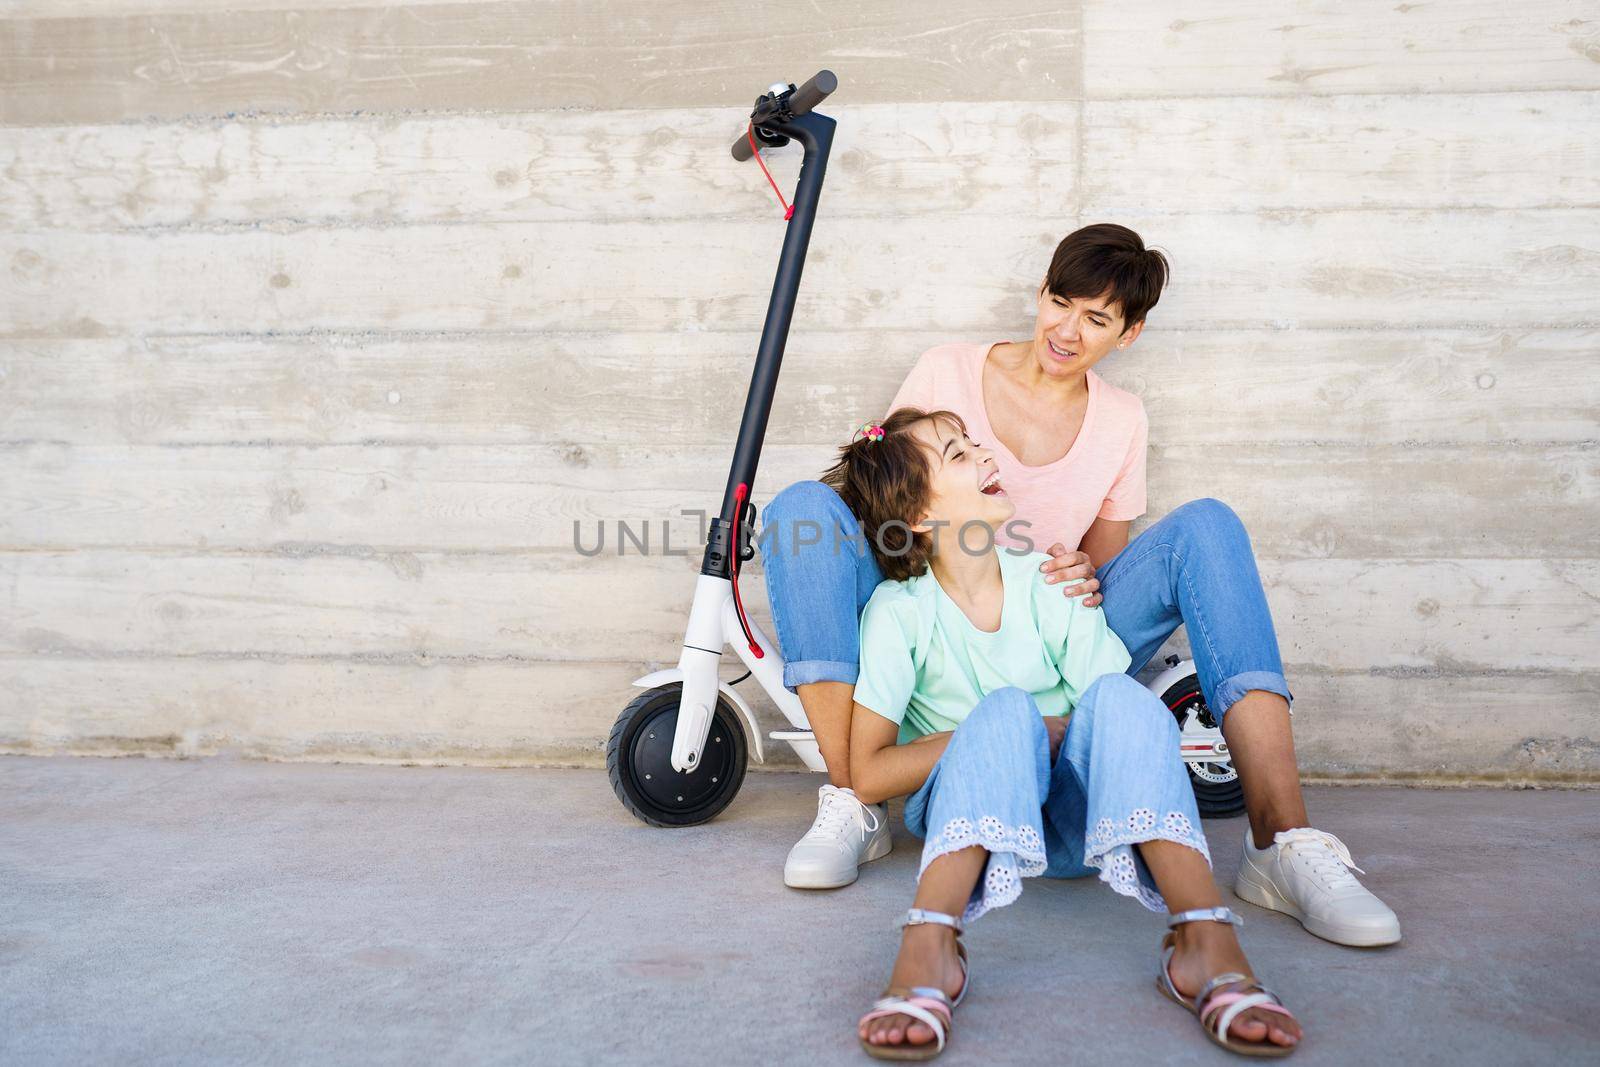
left=1047, top=339, right=1077, bottom=361
left=979, top=471, right=1005, bottom=496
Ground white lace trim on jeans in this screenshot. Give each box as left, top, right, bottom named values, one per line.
left=1086, top=808, right=1212, bottom=912
left=919, top=815, right=1048, bottom=923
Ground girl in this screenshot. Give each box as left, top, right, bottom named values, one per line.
left=829, top=407, right=1302, bottom=1060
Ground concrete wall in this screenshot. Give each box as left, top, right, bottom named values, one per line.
left=1, top=1, right=1596, bottom=782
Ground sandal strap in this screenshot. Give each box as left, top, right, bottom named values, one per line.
left=1195, top=971, right=1257, bottom=1006
left=1167, top=906, right=1244, bottom=929
left=904, top=986, right=953, bottom=1007
left=860, top=992, right=951, bottom=1052
left=1205, top=991, right=1295, bottom=1043
left=903, top=907, right=964, bottom=935
left=1156, top=936, right=1188, bottom=1006
left=866, top=986, right=953, bottom=1017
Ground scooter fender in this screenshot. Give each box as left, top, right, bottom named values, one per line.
left=1143, top=658, right=1234, bottom=764
left=631, top=668, right=765, bottom=765
left=1142, top=657, right=1293, bottom=722
left=1144, top=658, right=1198, bottom=702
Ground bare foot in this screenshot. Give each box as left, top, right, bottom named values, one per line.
left=858, top=924, right=966, bottom=1050
left=1165, top=921, right=1302, bottom=1050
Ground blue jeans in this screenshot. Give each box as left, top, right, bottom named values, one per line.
left=904, top=679, right=1210, bottom=922
left=758, top=481, right=1292, bottom=726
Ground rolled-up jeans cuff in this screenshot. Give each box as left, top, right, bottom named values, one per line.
left=782, top=658, right=859, bottom=693
left=1214, top=670, right=1295, bottom=724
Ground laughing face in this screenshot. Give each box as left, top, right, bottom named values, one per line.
left=908, top=415, right=1016, bottom=539
left=1029, top=284, right=1144, bottom=380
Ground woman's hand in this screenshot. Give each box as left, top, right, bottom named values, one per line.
left=1040, top=543, right=1103, bottom=607
left=1044, top=714, right=1069, bottom=761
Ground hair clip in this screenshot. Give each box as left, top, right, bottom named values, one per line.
left=854, top=422, right=886, bottom=443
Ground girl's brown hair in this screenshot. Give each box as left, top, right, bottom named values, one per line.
left=820, top=406, right=965, bottom=581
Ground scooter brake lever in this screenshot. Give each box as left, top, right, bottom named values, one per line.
left=738, top=500, right=757, bottom=561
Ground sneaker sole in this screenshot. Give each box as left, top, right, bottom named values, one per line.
left=784, top=832, right=893, bottom=890
left=1234, top=865, right=1401, bottom=948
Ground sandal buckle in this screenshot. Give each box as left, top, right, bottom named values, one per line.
left=1166, top=906, right=1244, bottom=929
left=903, top=907, right=964, bottom=936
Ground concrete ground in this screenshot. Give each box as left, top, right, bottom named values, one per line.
left=2, top=757, right=1597, bottom=1066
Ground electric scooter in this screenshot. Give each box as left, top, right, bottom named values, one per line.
left=605, top=72, right=1243, bottom=828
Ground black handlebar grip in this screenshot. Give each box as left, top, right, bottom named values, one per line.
left=788, top=70, right=837, bottom=115
left=730, top=71, right=838, bottom=159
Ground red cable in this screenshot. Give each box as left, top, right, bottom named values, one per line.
left=728, top=122, right=788, bottom=657
left=747, top=125, right=795, bottom=220
left=729, top=482, right=764, bottom=658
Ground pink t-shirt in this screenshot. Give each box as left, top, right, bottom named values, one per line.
left=887, top=341, right=1148, bottom=553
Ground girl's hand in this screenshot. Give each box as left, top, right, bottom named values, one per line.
left=1041, top=543, right=1103, bottom=607
left=1045, top=714, right=1069, bottom=761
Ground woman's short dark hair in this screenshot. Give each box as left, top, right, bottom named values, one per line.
left=1043, top=223, right=1169, bottom=330
left=820, top=406, right=965, bottom=582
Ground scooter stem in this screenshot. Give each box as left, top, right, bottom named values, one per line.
left=701, top=109, right=836, bottom=581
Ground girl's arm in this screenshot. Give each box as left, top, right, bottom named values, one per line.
left=851, top=703, right=1071, bottom=806
left=849, top=703, right=950, bottom=806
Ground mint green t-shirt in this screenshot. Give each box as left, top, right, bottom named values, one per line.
left=854, top=549, right=1133, bottom=743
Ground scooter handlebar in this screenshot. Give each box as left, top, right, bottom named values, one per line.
left=789, top=69, right=837, bottom=116
left=730, top=70, right=837, bottom=160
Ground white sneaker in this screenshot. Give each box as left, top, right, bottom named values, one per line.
left=783, top=784, right=892, bottom=889
left=1234, top=826, right=1401, bottom=947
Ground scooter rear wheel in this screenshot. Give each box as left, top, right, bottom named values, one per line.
left=1161, top=676, right=1247, bottom=819
left=607, top=683, right=748, bottom=827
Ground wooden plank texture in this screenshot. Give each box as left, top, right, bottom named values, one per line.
left=1282, top=670, right=1600, bottom=780
left=0, top=654, right=659, bottom=764
left=2, top=654, right=1594, bottom=778
left=4, top=210, right=1599, bottom=338
left=3, top=330, right=1594, bottom=448
left=1083, top=1, right=1600, bottom=97
left=5, top=91, right=1592, bottom=232
left=1, top=2, right=496, bottom=14
left=1083, top=91, right=1600, bottom=213
left=4, top=550, right=1595, bottom=673
left=3, top=0, right=1596, bottom=780
left=0, top=1, right=1083, bottom=125
left=1, top=441, right=1595, bottom=558
left=0, top=103, right=1080, bottom=230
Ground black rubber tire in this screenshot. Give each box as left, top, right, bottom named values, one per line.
left=1160, top=676, right=1246, bottom=819
left=607, top=683, right=748, bottom=827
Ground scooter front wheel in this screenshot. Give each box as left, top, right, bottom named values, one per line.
left=607, top=683, right=748, bottom=827
left=1161, top=676, right=1247, bottom=819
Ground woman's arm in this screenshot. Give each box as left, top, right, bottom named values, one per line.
left=1038, top=515, right=1131, bottom=605
left=1042, top=396, right=1146, bottom=594
left=849, top=703, right=950, bottom=806
left=1078, top=516, right=1130, bottom=570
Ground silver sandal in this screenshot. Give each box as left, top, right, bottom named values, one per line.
left=856, top=908, right=971, bottom=1061
left=1156, top=906, right=1301, bottom=1058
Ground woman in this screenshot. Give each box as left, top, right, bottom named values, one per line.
left=828, top=406, right=1303, bottom=1058
left=760, top=224, right=1400, bottom=949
